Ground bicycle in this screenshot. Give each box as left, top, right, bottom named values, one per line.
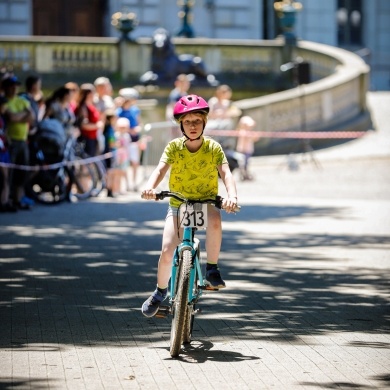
left=73, top=140, right=107, bottom=199
left=73, top=138, right=106, bottom=197
left=27, top=134, right=98, bottom=204
left=143, top=190, right=240, bottom=357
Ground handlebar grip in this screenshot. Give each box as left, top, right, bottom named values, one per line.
left=216, top=196, right=241, bottom=212
left=141, top=191, right=165, bottom=200
left=155, top=191, right=165, bottom=200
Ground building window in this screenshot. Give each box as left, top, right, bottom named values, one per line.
left=337, top=0, right=363, bottom=47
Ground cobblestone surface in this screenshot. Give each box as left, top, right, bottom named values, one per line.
left=0, top=92, right=389, bottom=389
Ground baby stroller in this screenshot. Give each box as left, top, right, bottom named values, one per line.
left=27, top=118, right=69, bottom=204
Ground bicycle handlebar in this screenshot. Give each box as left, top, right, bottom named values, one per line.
left=143, top=191, right=241, bottom=212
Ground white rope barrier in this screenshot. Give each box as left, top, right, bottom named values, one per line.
left=0, top=152, right=113, bottom=171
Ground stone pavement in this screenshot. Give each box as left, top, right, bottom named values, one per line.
left=0, top=92, right=389, bottom=389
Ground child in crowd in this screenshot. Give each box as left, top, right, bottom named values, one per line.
left=115, top=117, right=131, bottom=194
left=140, top=94, right=238, bottom=317
left=103, top=110, right=121, bottom=197
left=116, top=88, right=141, bottom=192
left=236, top=115, right=260, bottom=181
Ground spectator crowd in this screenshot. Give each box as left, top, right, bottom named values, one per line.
left=0, top=71, right=259, bottom=213
left=0, top=72, right=143, bottom=212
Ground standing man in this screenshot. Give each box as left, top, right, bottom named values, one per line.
left=165, top=74, right=191, bottom=139
left=2, top=76, right=34, bottom=209
left=93, top=77, right=115, bottom=114
left=19, top=74, right=42, bottom=137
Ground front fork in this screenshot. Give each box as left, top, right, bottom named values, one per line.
left=156, top=231, right=202, bottom=319
left=170, top=235, right=203, bottom=306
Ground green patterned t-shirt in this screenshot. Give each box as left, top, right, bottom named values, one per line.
left=160, top=137, right=228, bottom=208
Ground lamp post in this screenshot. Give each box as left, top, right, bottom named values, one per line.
left=176, top=0, right=195, bottom=38
left=274, top=0, right=302, bottom=45
left=111, top=10, right=139, bottom=41
left=275, top=0, right=303, bottom=86
left=112, top=10, right=139, bottom=81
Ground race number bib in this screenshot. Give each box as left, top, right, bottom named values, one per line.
left=179, top=203, right=208, bottom=228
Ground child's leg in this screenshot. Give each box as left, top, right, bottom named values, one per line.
left=157, top=214, right=181, bottom=288
left=131, top=162, right=139, bottom=189
left=126, top=166, right=131, bottom=191
left=0, top=167, right=9, bottom=204
left=106, top=168, right=113, bottom=190
left=204, top=206, right=226, bottom=288
left=112, top=169, right=122, bottom=194
left=205, top=205, right=222, bottom=263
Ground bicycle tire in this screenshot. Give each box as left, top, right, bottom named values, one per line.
left=183, top=271, right=199, bottom=344
left=183, top=239, right=200, bottom=344
left=170, top=249, right=192, bottom=357
left=89, top=159, right=106, bottom=197
left=73, top=145, right=105, bottom=197
left=68, top=158, right=97, bottom=200
left=183, top=304, right=195, bottom=345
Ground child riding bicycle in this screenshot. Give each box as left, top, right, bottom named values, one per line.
left=141, top=94, right=238, bottom=317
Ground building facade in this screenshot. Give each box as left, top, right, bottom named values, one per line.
left=0, top=0, right=388, bottom=89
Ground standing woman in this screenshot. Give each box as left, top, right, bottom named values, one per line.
left=64, top=82, right=79, bottom=113
left=74, top=83, right=102, bottom=157
left=44, top=86, right=76, bottom=136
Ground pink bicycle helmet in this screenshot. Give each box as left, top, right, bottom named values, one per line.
left=173, top=94, right=209, bottom=123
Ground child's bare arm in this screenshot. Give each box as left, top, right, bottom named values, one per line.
left=142, top=161, right=170, bottom=199
left=218, top=163, right=238, bottom=212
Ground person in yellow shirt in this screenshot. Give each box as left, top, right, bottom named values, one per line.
left=2, top=76, right=33, bottom=209
left=141, top=94, right=238, bottom=317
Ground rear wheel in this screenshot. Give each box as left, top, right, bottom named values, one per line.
left=68, top=158, right=97, bottom=200
left=27, top=168, right=69, bottom=205
left=170, top=249, right=191, bottom=357
left=90, top=160, right=106, bottom=197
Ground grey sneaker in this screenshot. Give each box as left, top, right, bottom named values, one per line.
left=141, top=289, right=167, bottom=317
left=205, top=268, right=226, bottom=289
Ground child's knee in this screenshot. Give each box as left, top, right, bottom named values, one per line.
left=208, top=217, right=221, bottom=231
left=160, top=244, right=175, bottom=263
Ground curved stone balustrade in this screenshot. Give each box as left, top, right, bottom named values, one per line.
left=0, top=35, right=370, bottom=155
left=234, top=41, right=370, bottom=154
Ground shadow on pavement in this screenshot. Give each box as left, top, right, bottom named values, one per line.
left=0, top=199, right=388, bottom=356
left=163, top=340, right=261, bottom=363
left=0, top=378, right=55, bottom=390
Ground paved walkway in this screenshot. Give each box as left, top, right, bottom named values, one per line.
left=0, top=92, right=389, bottom=389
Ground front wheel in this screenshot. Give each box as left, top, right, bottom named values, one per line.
left=183, top=304, right=195, bottom=345
left=170, top=249, right=192, bottom=357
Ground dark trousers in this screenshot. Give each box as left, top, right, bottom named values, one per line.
left=8, top=140, right=29, bottom=202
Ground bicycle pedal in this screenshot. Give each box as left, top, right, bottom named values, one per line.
left=155, top=305, right=171, bottom=318
left=205, top=286, right=220, bottom=291
left=200, top=285, right=219, bottom=291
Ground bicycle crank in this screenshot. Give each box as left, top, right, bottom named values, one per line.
left=155, top=305, right=171, bottom=318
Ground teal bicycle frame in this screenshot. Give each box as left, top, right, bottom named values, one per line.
left=151, top=190, right=240, bottom=357
left=170, top=230, right=203, bottom=306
